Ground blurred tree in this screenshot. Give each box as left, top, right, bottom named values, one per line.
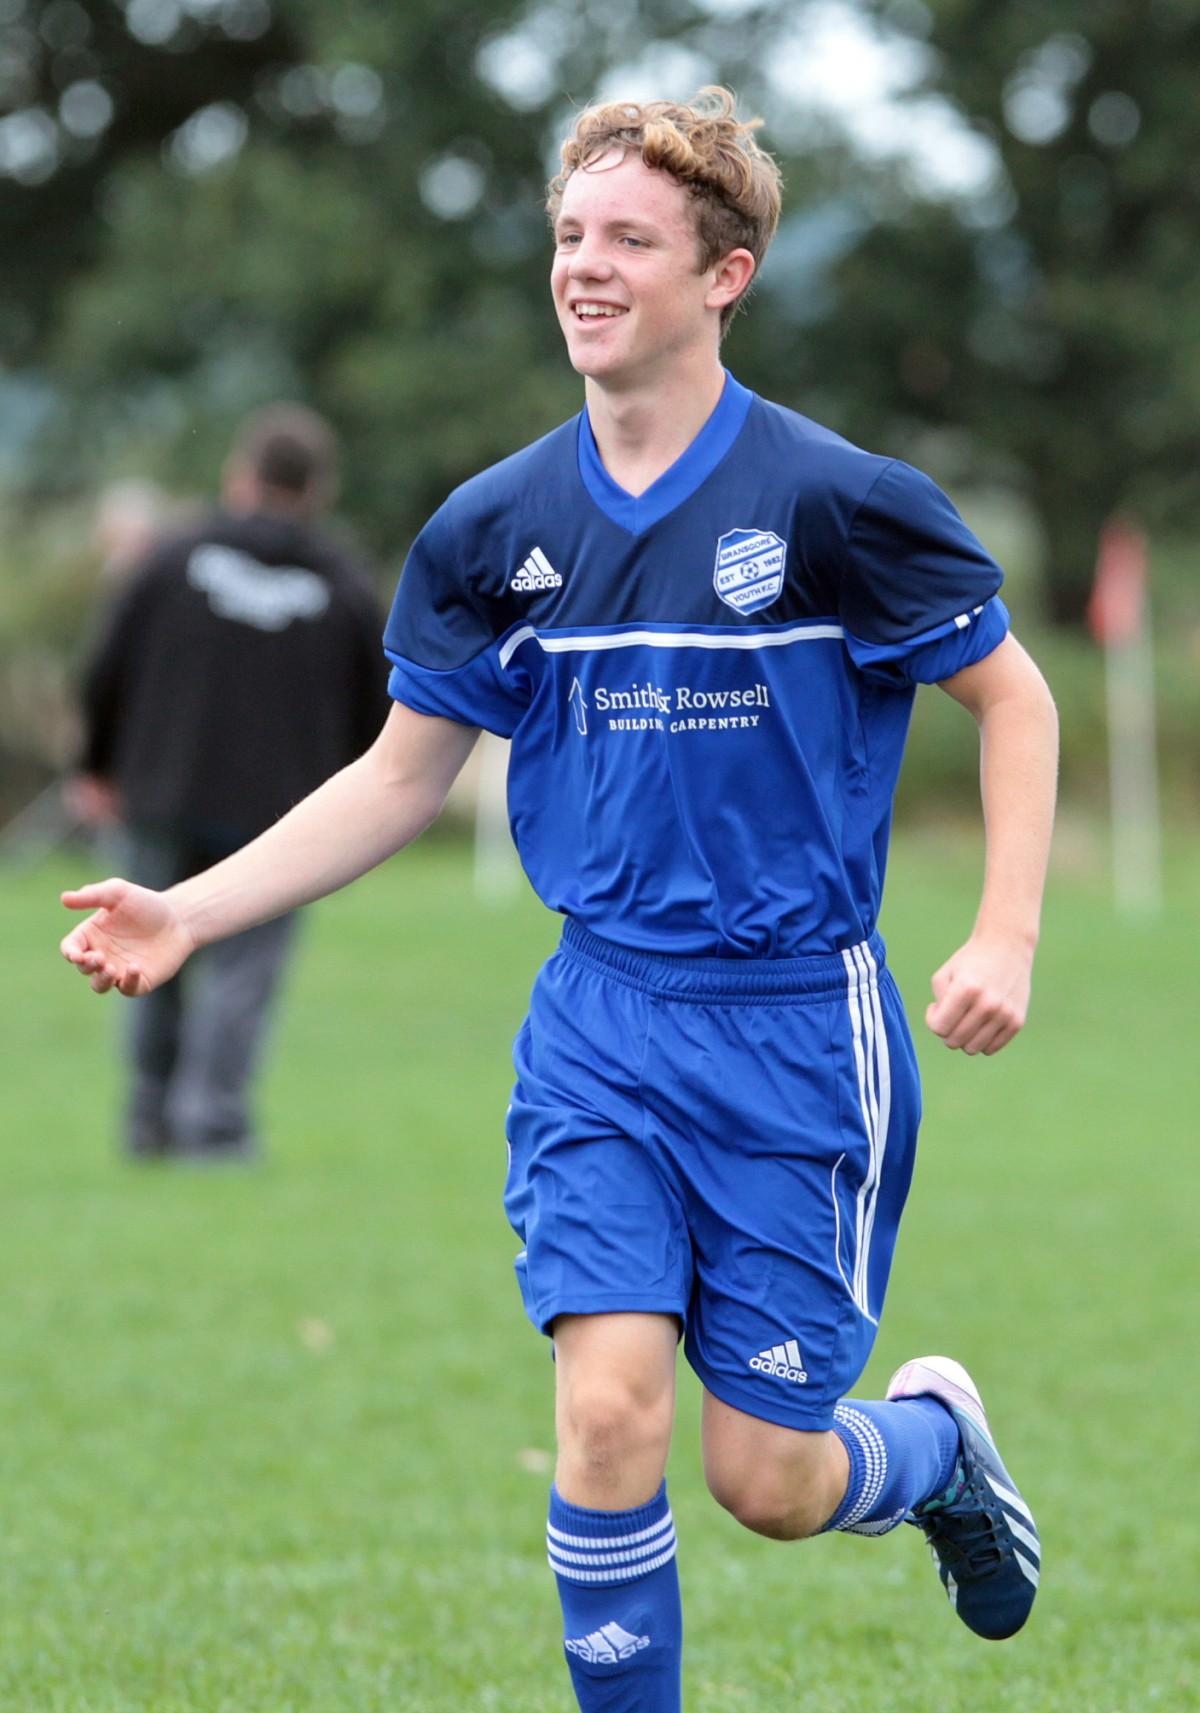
left=0, top=0, right=816, bottom=560
left=7, top=1, right=1195, bottom=627
left=0, top=0, right=299, bottom=364
left=810, top=0, right=1200, bottom=624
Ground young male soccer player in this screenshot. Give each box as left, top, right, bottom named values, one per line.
left=62, top=90, right=1058, bottom=1710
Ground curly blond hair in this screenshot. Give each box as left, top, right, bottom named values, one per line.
left=547, top=87, right=782, bottom=332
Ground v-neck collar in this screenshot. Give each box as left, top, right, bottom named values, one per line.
left=577, top=371, right=755, bottom=536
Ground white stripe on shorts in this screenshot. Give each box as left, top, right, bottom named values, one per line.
left=840, top=941, right=892, bottom=1321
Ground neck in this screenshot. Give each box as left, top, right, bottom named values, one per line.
left=584, top=354, right=727, bottom=497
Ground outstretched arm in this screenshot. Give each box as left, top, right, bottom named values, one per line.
left=925, top=634, right=1059, bottom=1055
left=60, top=701, right=479, bottom=997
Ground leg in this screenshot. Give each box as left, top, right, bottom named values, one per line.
left=701, top=1391, right=849, bottom=1539
left=114, top=826, right=191, bottom=1157
left=703, top=1378, right=962, bottom=1550
left=504, top=948, right=693, bottom=1711
left=654, top=951, right=974, bottom=1580
left=548, top=1312, right=683, bottom=1712
left=554, top=1311, right=677, bottom=1507
left=124, top=978, right=184, bottom=1156
left=165, top=912, right=299, bottom=1157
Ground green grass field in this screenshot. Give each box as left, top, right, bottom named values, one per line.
left=2, top=832, right=1196, bottom=1711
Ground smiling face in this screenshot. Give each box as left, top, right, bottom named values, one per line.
left=551, top=150, right=747, bottom=391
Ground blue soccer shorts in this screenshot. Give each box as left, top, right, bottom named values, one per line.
left=503, top=919, right=922, bottom=1431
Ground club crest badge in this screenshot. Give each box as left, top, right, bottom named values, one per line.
left=713, top=528, right=786, bottom=614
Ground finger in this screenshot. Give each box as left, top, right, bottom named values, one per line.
left=931, top=988, right=998, bottom=1049
left=90, top=968, right=116, bottom=994
left=116, top=966, right=145, bottom=998
left=925, top=985, right=975, bottom=1040
left=980, top=1016, right=1022, bottom=1056
left=61, top=879, right=127, bottom=913
left=943, top=1003, right=997, bottom=1052
left=61, top=929, right=99, bottom=963
left=953, top=1002, right=1023, bottom=1055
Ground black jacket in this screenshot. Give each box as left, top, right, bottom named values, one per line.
left=81, top=508, right=390, bottom=842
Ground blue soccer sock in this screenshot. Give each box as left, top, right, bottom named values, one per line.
left=823, top=1397, right=961, bottom=1535
left=547, top=1481, right=682, bottom=1713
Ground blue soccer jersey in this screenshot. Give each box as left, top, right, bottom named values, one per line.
left=384, top=372, right=1007, bottom=956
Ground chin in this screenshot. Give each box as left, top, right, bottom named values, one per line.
left=566, top=337, right=631, bottom=381
left=564, top=347, right=608, bottom=380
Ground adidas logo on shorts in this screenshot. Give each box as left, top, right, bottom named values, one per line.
left=749, top=1338, right=809, bottom=1384
left=511, top=546, right=563, bottom=592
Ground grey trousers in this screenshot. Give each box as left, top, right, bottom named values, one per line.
left=119, top=827, right=299, bottom=1159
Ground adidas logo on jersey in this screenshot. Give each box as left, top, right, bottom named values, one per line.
left=749, top=1338, right=809, bottom=1384
left=510, top=546, right=563, bottom=591
left=564, top=1622, right=650, bottom=1664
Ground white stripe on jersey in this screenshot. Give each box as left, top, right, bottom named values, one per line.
left=498, top=620, right=844, bottom=670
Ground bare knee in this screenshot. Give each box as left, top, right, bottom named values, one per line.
left=558, top=1371, right=674, bottom=1496
left=702, top=1401, right=849, bottom=1541
left=553, top=1315, right=679, bottom=1507
left=707, top=1461, right=832, bottom=1540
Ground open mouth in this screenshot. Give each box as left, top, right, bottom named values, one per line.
left=572, top=303, right=627, bottom=321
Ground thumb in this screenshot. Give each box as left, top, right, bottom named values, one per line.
left=925, top=959, right=955, bottom=1029
left=61, top=878, right=129, bottom=913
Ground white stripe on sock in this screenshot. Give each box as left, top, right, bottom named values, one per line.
left=547, top=1510, right=674, bottom=1551
left=548, top=1542, right=678, bottom=1584
left=546, top=1526, right=676, bottom=1570
left=832, top=1403, right=888, bottom=1530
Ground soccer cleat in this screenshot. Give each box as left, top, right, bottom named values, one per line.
left=887, top=1355, right=1040, bottom=1640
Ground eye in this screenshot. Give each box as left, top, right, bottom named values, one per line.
left=556, top=232, right=582, bottom=247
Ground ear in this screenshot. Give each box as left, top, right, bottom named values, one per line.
left=221, top=458, right=256, bottom=511
left=705, top=247, right=756, bottom=315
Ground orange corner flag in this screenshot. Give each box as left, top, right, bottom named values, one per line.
left=1087, top=518, right=1148, bottom=645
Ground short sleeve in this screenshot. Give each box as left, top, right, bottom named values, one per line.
left=841, top=461, right=1008, bottom=685
left=383, top=505, right=530, bottom=736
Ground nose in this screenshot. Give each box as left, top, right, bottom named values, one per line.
left=565, top=235, right=613, bottom=282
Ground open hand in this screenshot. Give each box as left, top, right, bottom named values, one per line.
left=925, top=933, right=1034, bottom=1056
left=60, top=878, right=196, bottom=997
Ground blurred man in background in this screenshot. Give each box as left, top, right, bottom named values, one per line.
left=74, top=404, right=388, bottom=1160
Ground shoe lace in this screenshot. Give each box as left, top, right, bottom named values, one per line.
left=920, top=1480, right=1009, bottom=1576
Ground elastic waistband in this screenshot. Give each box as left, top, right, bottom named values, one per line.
left=559, top=918, right=887, bottom=1005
